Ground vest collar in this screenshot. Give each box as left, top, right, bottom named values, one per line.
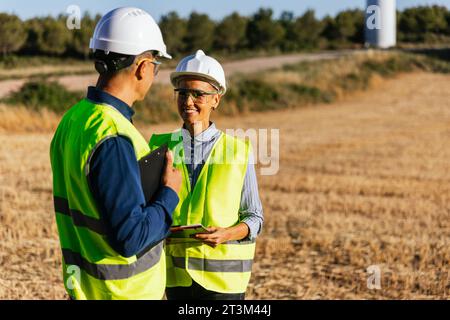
left=87, top=86, right=135, bottom=122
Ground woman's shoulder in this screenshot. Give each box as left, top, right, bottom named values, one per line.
left=149, top=130, right=183, bottom=148
left=221, top=132, right=252, bottom=148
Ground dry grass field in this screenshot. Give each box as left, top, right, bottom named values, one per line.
left=0, top=72, right=449, bottom=299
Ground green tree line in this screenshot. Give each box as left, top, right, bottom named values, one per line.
left=1, top=6, right=450, bottom=59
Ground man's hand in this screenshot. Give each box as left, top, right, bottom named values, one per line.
left=162, top=151, right=182, bottom=194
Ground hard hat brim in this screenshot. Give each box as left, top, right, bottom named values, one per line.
left=170, top=72, right=226, bottom=94
left=158, top=51, right=172, bottom=60
left=90, top=38, right=172, bottom=59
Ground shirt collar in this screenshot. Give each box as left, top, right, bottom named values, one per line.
left=87, top=86, right=135, bottom=122
left=181, top=122, right=219, bottom=143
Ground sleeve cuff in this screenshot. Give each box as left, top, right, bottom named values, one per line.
left=240, top=219, right=257, bottom=242
left=154, top=186, right=179, bottom=214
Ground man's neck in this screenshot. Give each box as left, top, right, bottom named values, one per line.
left=96, top=77, right=136, bottom=107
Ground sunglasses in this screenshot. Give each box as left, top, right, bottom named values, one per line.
left=174, top=88, right=219, bottom=103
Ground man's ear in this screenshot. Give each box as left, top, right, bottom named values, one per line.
left=135, top=61, right=148, bottom=80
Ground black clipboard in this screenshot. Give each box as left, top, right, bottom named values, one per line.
left=138, top=144, right=168, bottom=203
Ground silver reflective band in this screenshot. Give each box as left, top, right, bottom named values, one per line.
left=171, top=256, right=253, bottom=273
left=54, top=196, right=107, bottom=235
left=225, top=240, right=256, bottom=245
left=62, top=242, right=163, bottom=280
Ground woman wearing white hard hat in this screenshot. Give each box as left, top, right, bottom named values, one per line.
left=149, top=50, right=264, bottom=300
left=50, top=7, right=182, bottom=300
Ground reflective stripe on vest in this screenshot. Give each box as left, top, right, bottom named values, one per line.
left=171, top=256, right=253, bottom=273
left=50, top=99, right=165, bottom=299
left=149, top=131, right=256, bottom=294
left=62, top=242, right=163, bottom=280
left=54, top=196, right=107, bottom=235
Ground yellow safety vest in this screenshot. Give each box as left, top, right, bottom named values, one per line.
left=50, top=99, right=166, bottom=299
left=149, top=130, right=256, bottom=294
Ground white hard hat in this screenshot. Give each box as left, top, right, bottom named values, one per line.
left=89, top=7, right=171, bottom=59
left=171, top=50, right=227, bottom=94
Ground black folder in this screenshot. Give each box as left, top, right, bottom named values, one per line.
left=138, top=144, right=168, bottom=203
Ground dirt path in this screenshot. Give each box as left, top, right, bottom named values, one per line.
left=0, top=50, right=360, bottom=98
left=1, top=72, right=448, bottom=299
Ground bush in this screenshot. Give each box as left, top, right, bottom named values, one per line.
left=288, top=84, right=335, bottom=104
left=224, top=76, right=336, bottom=113
left=0, top=55, right=21, bottom=69
left=338, top=72, right=371, bottom=91
left=361, top=57, right=414, bottom=76
left=2, top=80, right=82, bottom=112
left=226, top=78, right=282, bottom=112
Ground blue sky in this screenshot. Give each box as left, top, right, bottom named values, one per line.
left=1, top=0, right=450, bottom=20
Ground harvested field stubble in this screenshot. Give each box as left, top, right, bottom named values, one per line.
left=0, top=72, right=449, bottom=299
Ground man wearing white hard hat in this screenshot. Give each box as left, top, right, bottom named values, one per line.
left=149, top=50, right=264, bottom=300
left=50, top=7, right=181, bottom=300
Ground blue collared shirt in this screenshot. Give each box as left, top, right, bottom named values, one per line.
left=86, top=86, right=179, bottom=258
left=181, top=123, right=264, bottom=241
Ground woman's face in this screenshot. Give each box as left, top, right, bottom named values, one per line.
left=176, top=78, right=220, bottom=129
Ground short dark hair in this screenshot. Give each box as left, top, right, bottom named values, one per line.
left=93, top=50, right=156, bottom=76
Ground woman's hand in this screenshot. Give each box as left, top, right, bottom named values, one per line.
left=194, top=223, right=250, bottom=248
left=194, top=227, right=230, bottom=248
